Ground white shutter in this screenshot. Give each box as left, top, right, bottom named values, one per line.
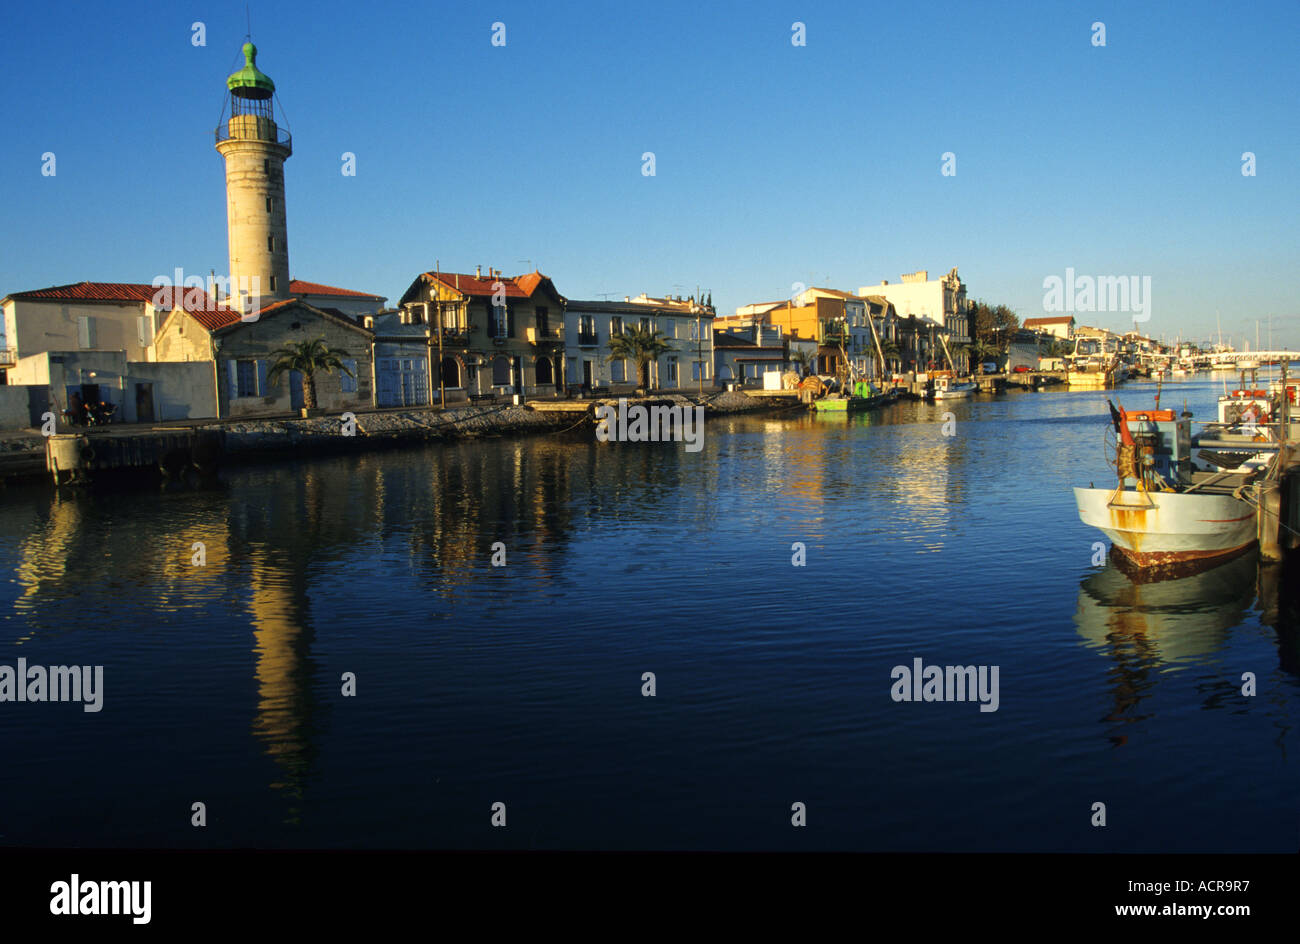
left=77, top=315, right=95, bottom=349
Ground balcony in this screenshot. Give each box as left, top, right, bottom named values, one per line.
left=526, top=326, right=565, bottom=346
left=214, top=120, right=292, bottom=150
left=577, top=332, right=599, bottom=347
left=437, top=326, right=471, bottom=345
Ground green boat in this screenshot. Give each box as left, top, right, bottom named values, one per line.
left=812, top=381, right=892, bottom=412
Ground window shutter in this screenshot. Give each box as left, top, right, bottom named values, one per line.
left=77, top=315, right=95, bottom=348
left=226, top=360, right=239, bottom=398
left=256, top=360, right=269, bottom=396
left=507, top=306, right=515, bottom=339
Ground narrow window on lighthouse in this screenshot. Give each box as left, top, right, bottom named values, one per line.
left=268, top=236, right=275, bottom=252
left=263, top=160, right=269, bottom=175
left=266, top=197, right=273, bottom=213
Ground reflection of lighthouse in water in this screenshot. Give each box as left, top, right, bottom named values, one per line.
left=1074, top=551, right=1257, bottom=746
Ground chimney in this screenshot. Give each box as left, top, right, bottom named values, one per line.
left=476, top=265, right=482, bottom=279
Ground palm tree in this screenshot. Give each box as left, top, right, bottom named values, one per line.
left=266, top=338, right=355, bottom=411
left=966, top=340, right=999, bottom=371
left=607, top=324, right=671, bottom=392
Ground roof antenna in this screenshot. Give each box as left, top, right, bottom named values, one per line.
left=245, top=5, right=252, bottom=40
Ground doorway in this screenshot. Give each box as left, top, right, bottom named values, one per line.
left=135, top=383, right=155, bottom=423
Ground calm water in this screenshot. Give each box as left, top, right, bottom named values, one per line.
left=1, top=379, right=1296, bottom=851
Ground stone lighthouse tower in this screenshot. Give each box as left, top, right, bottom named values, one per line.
left=215, top=42, right=291, bottom=311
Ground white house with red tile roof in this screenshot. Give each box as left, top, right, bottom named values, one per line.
left=1021, top=315, right=1075, bottom=339
left=1, top=281, right=243, bottom=364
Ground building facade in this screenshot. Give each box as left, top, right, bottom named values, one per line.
left=565, top=295, right=716, bottom=393
left=396, top=268, right=566, bottom=401
left=856, top=268, right=971, bottom=372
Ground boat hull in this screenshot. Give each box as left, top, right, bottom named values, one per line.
left=933, top=384, right=975, bottom=400
left=1073, top=487, right=1257, bottom=568
left=1067, top=370, right=1116, bottom=389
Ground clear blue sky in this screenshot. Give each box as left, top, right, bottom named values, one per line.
left=2, top=0, right=1297, bottom=348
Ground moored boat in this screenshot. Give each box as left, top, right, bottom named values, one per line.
left=1074, top=402, right=1261, bottom=571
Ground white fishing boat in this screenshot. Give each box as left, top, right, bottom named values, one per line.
left=1074, top=402, right=1261, bottom=570
left=933, top=374, right=976, bottom=399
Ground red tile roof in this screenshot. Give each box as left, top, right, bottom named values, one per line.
left=6, top=281, right=159, bottom=303
left=427, top=272, right=531, bottom=299
left=289, top=279, right=385, bottom=299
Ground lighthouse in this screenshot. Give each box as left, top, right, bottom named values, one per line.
left=215, top=42, right=292, bottom=311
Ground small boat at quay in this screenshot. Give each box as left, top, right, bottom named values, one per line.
left=1074, top=400, right=1263, bottom=571
left=932, top=373, right=976, bottom=399
left=929, top=334, right=976, bottom=399
left=811, top=380, right=895, bottom=412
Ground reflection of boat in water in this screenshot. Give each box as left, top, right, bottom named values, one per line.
left=1076, top=550, right=1258, bottom=745
left=1075, top=549, right=1257, bottom=663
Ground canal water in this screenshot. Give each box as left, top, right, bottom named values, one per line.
left=1, top=378, right=1296, bottom=851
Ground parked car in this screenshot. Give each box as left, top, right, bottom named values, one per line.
left=1013, top=365, right=1031, bottom=373
left=980, top=361, right=998, bottom=374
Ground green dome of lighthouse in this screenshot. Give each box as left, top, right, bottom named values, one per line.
left=227, top=42, right=275, bottom=100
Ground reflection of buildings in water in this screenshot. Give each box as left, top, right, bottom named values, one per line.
left=11, top=492, right=231, bottom=642
left=1074, top=552, right=1257, bottom=745
left=405, top=440, right=578, bottom=587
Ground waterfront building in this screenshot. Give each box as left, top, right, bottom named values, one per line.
left=2, top=282, right=184, bottom=365
left=152, top=298, right=374, bottom=418
left=396, top=268, right=566, bottom=401
left=713, top=324, right=788, bottom=385
left=1022, top=315, right=1076, bottom=339
left=564, top=294, right=715, bottom=393
left=797, top=288, right=878, bottom=379
left=365, top=309, right=432, bottom=408
left=5, top=350, right=215, bottom=424
left=721, top=294, right=847, bottom=377
left=855, top=268, right=972, bottom=372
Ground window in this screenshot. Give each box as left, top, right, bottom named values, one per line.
left=639, top=317, right=651, bottom=334
left=491, top=304, right=509, bottom=339
left=689, top=321, right=701, bottom=341
left=692, top=361, right=708, bottom=381
left=268, top=236, right=275, bottom=252
left=269, top=275, right=277, bottom=292
left=611, top=316, right=623, bottom=336
left=492, top=356, right=511, bottom=386
left=668, top=358, right=678, bottom=383
left=535, top=305, right=549, bottom=335
left=263, top=159, right=269, bottom=175
left=266, top=197, right=273, bottom=213
left=76, top=315, right=95, bottom=349
left=340, top=359, right=358, bottom=394
left=137, top=315, right=153, bottom=346
left=611, top=360, right=626, bottom=383
left=235, top=359, right=259, bottom=397
left=668, top=320, right=678, bottom=339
